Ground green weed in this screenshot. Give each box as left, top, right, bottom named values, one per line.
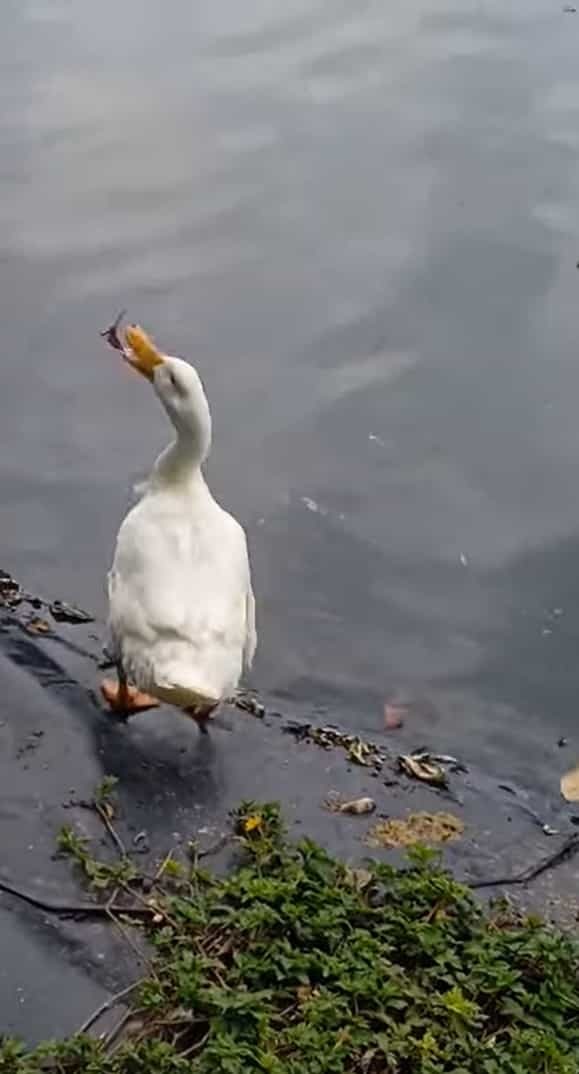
left=2, top=803, right=578, bottom=1073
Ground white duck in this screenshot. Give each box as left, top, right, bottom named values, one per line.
left=100, top=321, right=256, bottom=732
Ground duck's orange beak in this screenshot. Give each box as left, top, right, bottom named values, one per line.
left=124, top=324, right=164, bottom=380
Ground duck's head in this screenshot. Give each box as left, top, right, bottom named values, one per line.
left=123, top=324, right=212, bottom=462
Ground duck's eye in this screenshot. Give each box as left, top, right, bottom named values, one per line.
left=166, top=367, right=185, bottom=396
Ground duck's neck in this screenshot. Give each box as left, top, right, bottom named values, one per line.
left=151, top=432, right=209, bottom=492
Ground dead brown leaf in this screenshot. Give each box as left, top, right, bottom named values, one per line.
left=398, top=754, right=448, bottom=788
left=560, top=763, right=579, bottom=802
left=343, top=867, right=373, bottom=891
left=296, top=985, right=319, bottom=1005
left=348, top=740, right=372, bottom=766
left=49, top=599, right=93, bottom=624
left=24, top=617, right=52, bottom=636
left=325, top=794, right=376, bottom=815
left=343, top=797, right=376, bottom=815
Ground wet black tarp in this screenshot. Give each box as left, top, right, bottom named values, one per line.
left=1, top=590, right=578, bottom=1044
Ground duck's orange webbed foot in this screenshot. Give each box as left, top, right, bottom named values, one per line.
left=100, top=678, right=160, bottom=718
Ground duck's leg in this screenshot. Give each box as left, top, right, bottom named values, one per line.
left=103, top=662, right=130, bottom=722
left=100, top=664, right=160, bottom=718
left=185, top=704, right=218, bottom=734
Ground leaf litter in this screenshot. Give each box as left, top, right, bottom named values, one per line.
left=366, top=811, right=465, bottom=849
left=283, top=721, right=385, bottom=771
left=1, top=568, right=92, bottom=623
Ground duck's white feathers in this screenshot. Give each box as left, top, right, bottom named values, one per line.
left=108, top=475, right=255, bottom=709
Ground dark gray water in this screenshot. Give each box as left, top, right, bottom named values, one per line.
left=2, top=0, right=579, bottom=785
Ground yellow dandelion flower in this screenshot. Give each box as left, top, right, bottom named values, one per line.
left=244, top=815, right=262, bottom=833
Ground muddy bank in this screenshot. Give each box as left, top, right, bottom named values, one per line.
left=1, top=577, right=578, bottom=1044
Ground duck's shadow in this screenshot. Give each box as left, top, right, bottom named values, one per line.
left=0, top=614, right=226, bottom=840
left=89, top=708, right=227, bottom=841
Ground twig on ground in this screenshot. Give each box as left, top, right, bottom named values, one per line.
left=154, top=849, right=177, bottom=881
left=103, top=1009, right=146, bottom=1053
left=119, top=882, right=179, bottom=931
left=470, top=833, right=579, bottom=890
left=76, top=979, right=142, bottom=1036
left=181, top=1029, right=210, bottom=1059
left=107, top=906, right=149, bottom=971
left=95, top=802, right=127, bottom=858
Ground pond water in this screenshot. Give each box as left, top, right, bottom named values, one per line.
left=2, top=0, right=579, bottom=787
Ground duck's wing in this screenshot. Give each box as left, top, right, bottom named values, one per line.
left=243, top=582, right=257, bottom=672
left=108, top=495, right=256, bottom=696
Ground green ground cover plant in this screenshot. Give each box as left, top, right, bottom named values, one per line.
left=1, top=802, right=578, bottom=1073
